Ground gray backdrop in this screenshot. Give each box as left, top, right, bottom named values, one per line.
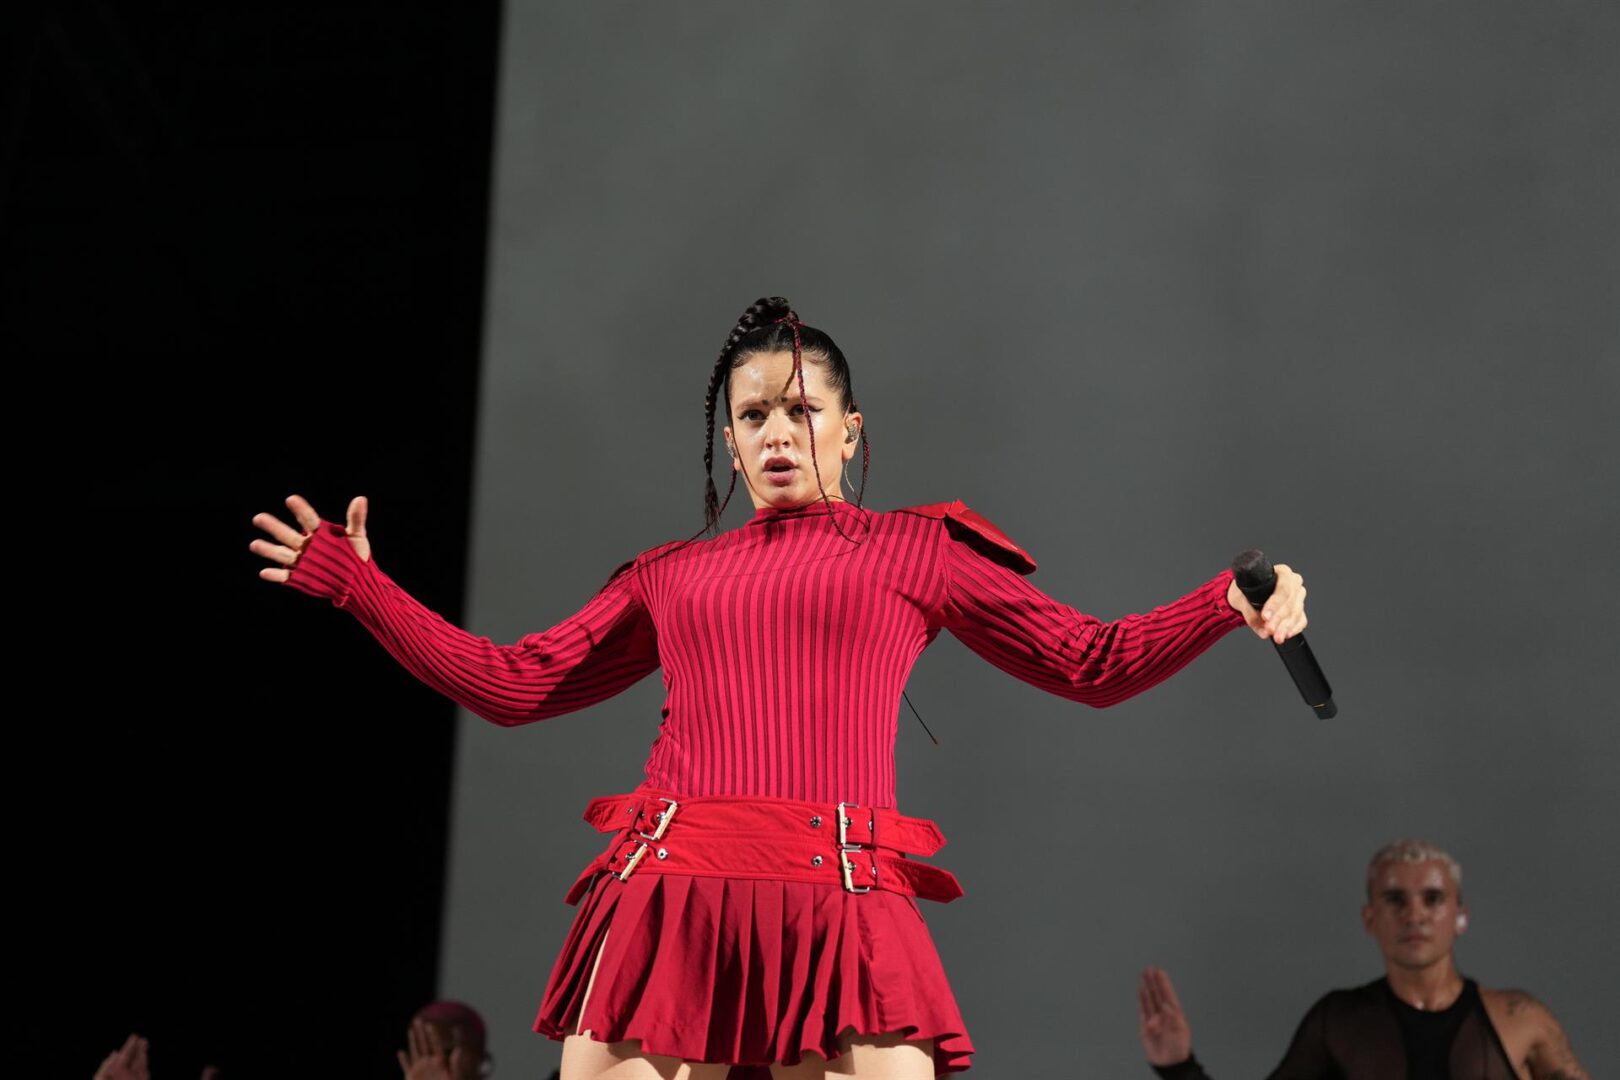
left=437, top=4, right=1618, bottom=1076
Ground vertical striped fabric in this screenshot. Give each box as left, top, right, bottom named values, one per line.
left=286, top=500, right=1242, bottom=807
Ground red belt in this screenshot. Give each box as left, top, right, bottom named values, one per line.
left=564, top=787, right=963, bottom=905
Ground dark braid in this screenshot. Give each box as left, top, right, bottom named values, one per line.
left=703, top=297, right=794, bottom=532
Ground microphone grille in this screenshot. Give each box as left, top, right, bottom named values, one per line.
left=1231, top=548, right=1275, bottom=589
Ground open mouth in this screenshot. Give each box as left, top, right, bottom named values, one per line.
left=762, top=457, right=797, bottom=486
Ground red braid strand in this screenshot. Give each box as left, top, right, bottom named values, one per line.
left=774, top=312, right=862, bottom=544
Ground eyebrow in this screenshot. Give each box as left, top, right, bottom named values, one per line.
left=734, top=393, right=825, bottom=408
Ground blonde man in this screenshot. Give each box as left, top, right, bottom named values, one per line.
left=1137, top=840, right=1590, bottom=1079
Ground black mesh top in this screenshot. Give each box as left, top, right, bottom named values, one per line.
left=1154, top=978, right=1518, bottom=1080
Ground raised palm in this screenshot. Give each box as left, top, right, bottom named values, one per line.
left=1138, top=966, right=1194, bottom=1066
left=94, top=1034, right=149, bottom=1080
left=397, top=1018, right=468, bottom=1080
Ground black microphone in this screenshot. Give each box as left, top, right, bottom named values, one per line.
left=1231, top=549, right=1337, bottom=719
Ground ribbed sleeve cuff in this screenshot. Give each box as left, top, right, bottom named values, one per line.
left=283, top=520, right=374, bottom=607
left=1151, top=1053, right=1205, bottom=1080
left=1205, top=569, right=1245, bottom=628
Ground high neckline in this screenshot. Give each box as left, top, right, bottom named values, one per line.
left=749, top=499, right=864, bottom=524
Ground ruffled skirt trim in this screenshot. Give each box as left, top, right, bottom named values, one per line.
left=534, top=870, right=973, bottom=1074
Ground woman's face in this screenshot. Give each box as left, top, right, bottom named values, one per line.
left=724, top=350, right=861, bottom=512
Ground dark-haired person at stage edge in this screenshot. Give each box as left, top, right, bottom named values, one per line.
left=398, top=1000, right=494, bottom=1080
left=252, top=297, right=1309, bottom=1080
left=1138, top=840, right=1591, bottom=1080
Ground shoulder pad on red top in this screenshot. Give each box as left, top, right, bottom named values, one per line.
left=894, top=500, right=1037, bottom=574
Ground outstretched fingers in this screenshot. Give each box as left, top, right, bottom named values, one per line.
left=285, top=493, right=322, bottom=533
left=1140, top=968, right=1164, bottom=1020
left=251, top=493, right=336, bottom=584
left=252, top=510, right=306, bottom=549
left=1161, top=968, right=1186, bottom=1009
left=1140, top=966, right=1184, bottom=1021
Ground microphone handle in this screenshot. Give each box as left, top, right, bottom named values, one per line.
left=1232, top=549, right=1338, bottom=719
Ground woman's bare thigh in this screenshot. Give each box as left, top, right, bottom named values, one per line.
left=561, top=1035, right=733, bottom=1080
left=561, top=1032, right=934, bottom=1080
left=771, top=1033, right=935, bottom=1080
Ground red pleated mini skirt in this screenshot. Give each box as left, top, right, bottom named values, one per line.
left=532, top=787, right=975, bottom=1075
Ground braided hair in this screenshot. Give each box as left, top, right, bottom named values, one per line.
left=702, top=296, right=869, bottom=537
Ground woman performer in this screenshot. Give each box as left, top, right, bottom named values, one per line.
left=251, top=297, right=1308, bottom=1080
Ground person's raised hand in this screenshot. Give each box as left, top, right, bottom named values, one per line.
left=396, top=1018, right=465, bottom=1080
left=94, top=1033, right=151, bottom=1080
left=251, top=494, right=371, bottom=583
left=1138, top=966, right=1194, bottom=1067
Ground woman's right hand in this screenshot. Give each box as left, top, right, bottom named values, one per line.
left=250, top=493, right=371, bottom=582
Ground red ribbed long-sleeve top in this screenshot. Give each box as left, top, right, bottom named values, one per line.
left=286, top=499, right=1243, bottom=808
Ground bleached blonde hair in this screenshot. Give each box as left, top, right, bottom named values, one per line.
left=1365, top=839, right=1463, bottom=900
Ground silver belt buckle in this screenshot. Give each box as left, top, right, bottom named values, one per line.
left=620, top=797, right=679, bottom=882
left=837, top=802, right=873, bottom=893
left=638, top=797, right=679, bottom=841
